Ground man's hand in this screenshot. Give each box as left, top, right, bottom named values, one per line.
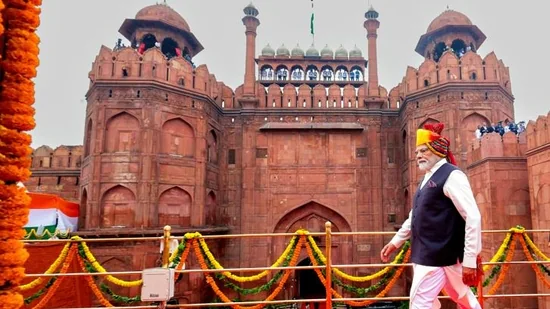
left=462, top=266, right=477, bottom=286
left=380, top=243, right=397, bottom=263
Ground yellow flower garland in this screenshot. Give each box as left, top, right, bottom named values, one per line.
left=198, top=237, right=305, bottom=309
left=0, top=0, right=42, bottom=307
left=31, top=245, right=77, bottom=309
left=76, top=253, right=114, bottom=307
left=19, top=243, right=71, bottom=291
left=483, top=232, right=512, bottom=272
left=523, top=232, right=550, bottom=261
left=198, top=236, right=298, bottom=283
left=307, top=235, right=405, bottom=282
left=74, top=237, right=143, bottom=287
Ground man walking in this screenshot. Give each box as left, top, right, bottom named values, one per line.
left=380, top=123, right=482, bottom=309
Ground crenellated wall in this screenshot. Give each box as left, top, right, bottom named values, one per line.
left=390, top=50, right=512, bottom=106
left=26, top=145, right=83, bottom=202
left=526, top=111, right=550, bottom=309
left=467, top=132, right=537, bottom=309
left=89, top=46, right=236, bottom=108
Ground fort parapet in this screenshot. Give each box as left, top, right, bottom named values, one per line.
left=467, top=132, right=536, bottom=309
left=26, top=145, right=83, bottom=202
left=525, top=112, right=550, bottom=309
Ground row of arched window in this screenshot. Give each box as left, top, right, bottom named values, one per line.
left=260, top=65, right=364, bottom=82
left=84, top=113, right=219, bottom=163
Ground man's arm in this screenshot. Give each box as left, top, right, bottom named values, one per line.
left=443, top=170, right=482, bottom=269
left=389, top=209, right=413, bottom=248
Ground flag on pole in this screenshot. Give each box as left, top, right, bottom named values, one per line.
left=310, top=0, right=315, bottom=35
left=310, top=13, right=315, bottom=35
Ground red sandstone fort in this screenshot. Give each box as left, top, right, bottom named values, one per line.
left=24, top=2, right=550, bottom=308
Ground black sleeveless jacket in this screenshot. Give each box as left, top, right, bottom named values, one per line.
left=410, top=163, right=466, bottom=267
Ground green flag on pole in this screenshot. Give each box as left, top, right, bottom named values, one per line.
left=310, top=12, right=315, bottom=35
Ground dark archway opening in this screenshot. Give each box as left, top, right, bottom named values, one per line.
left=162, top=37, right=180, bottom=59
left=432, top=42, right=447, bottom=62
left=142, top=34, right=157, bottom=50
left=451, top=39, right=467, bottom=58
left=297, top=258, right=325, bottom=299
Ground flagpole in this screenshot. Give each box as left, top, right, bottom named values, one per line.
left=310, top=0, right=315, bottom=46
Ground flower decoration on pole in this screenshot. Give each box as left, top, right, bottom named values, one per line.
left=0, top=0, right=43, bottom=307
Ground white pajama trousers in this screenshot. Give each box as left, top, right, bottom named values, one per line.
left=409, top=263, right=481, bottom=309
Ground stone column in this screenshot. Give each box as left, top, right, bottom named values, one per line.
left=364, top=7, right=380, bottom=96
left=242, top=4, right=260, bottom=97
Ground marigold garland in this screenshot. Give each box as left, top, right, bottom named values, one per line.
left=19, top=242, right=71, bottom=291
left=199, top=235, right=298, bottom=283
left=307, top=234, right=405, bottom=283
left=0, top=0, right=42, bottom=307
left=75, top=236, right=143, bottom=287
left=198, top=237, right=304, bottom=309
left=76, top=254, right=114, bottom=307
left=487, top=234, right=516, bottom=295
left=200, top=236, right=300, bottom=295
left=305, top=239, right=410, bottom=307
left=30, top=245, right=76, bottom=309
left=518, top=235, right=550, bottom=289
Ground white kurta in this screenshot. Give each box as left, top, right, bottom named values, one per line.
left=390, top=159, right=482, bottom=309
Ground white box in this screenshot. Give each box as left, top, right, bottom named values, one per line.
left=140, top=268, right=175, bottom=302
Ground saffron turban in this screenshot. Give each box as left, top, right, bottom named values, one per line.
left=416, top=123, right=457, bottom=165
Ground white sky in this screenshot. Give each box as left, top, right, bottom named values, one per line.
left=31, top=0, right=547, bottom=148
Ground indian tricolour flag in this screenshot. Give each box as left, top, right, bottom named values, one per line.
left=24, top=192, right=79, bottom=239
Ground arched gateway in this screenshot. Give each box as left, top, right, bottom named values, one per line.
left=272, top=201, right=352, bottom=299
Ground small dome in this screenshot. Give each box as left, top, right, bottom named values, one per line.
left=261, top=44, right=275, bottom=57
left=335, top=45, right=348, bottom=59
left=243, top=2, right=259, bottom=17
left=291, top=44, right=304, bottom=57
left=427, top=10, right=472, bottom=33
left=349, top=45, right=362, bottom=58
left=320, top=44, right=333, bottom=58
left=305, top=44, right=319, bottom=57
left=136, top=4, right=190, bottom=32
left=276, top=44, right=290, bottom=56
left=365, top=5, right=379, bottom=20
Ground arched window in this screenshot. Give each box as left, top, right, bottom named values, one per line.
left=451, top=39, right=467, bottom=58
left=139, top=33, right=157, bottom=53
left=161, top=37, right=180, bottom=59
left=433, top=42, right=447, bottom=62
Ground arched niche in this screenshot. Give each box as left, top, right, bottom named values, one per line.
left=205, top=191, right=217, bottom=226
left=461, top=112, right=490, bottom=152
left=206, top=130, right=218, bottom=164
left=84, top=118, right=93, bottom=157
left=158, top=187, right=192, bottom=227
left=418, top=118, right=440, bottom=129
left=161, top=118, right=195, bottom=157
left=273, top=201, right=351, bottom=233
left=98, top=257, right=132, bottom=297
left=80, top=189, right=88, bottom=229
left=104, top=112, right=140, bottom=153
left=272, top=201, right=352, bottom=267
left=100, top=185, right=136, bottom=228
